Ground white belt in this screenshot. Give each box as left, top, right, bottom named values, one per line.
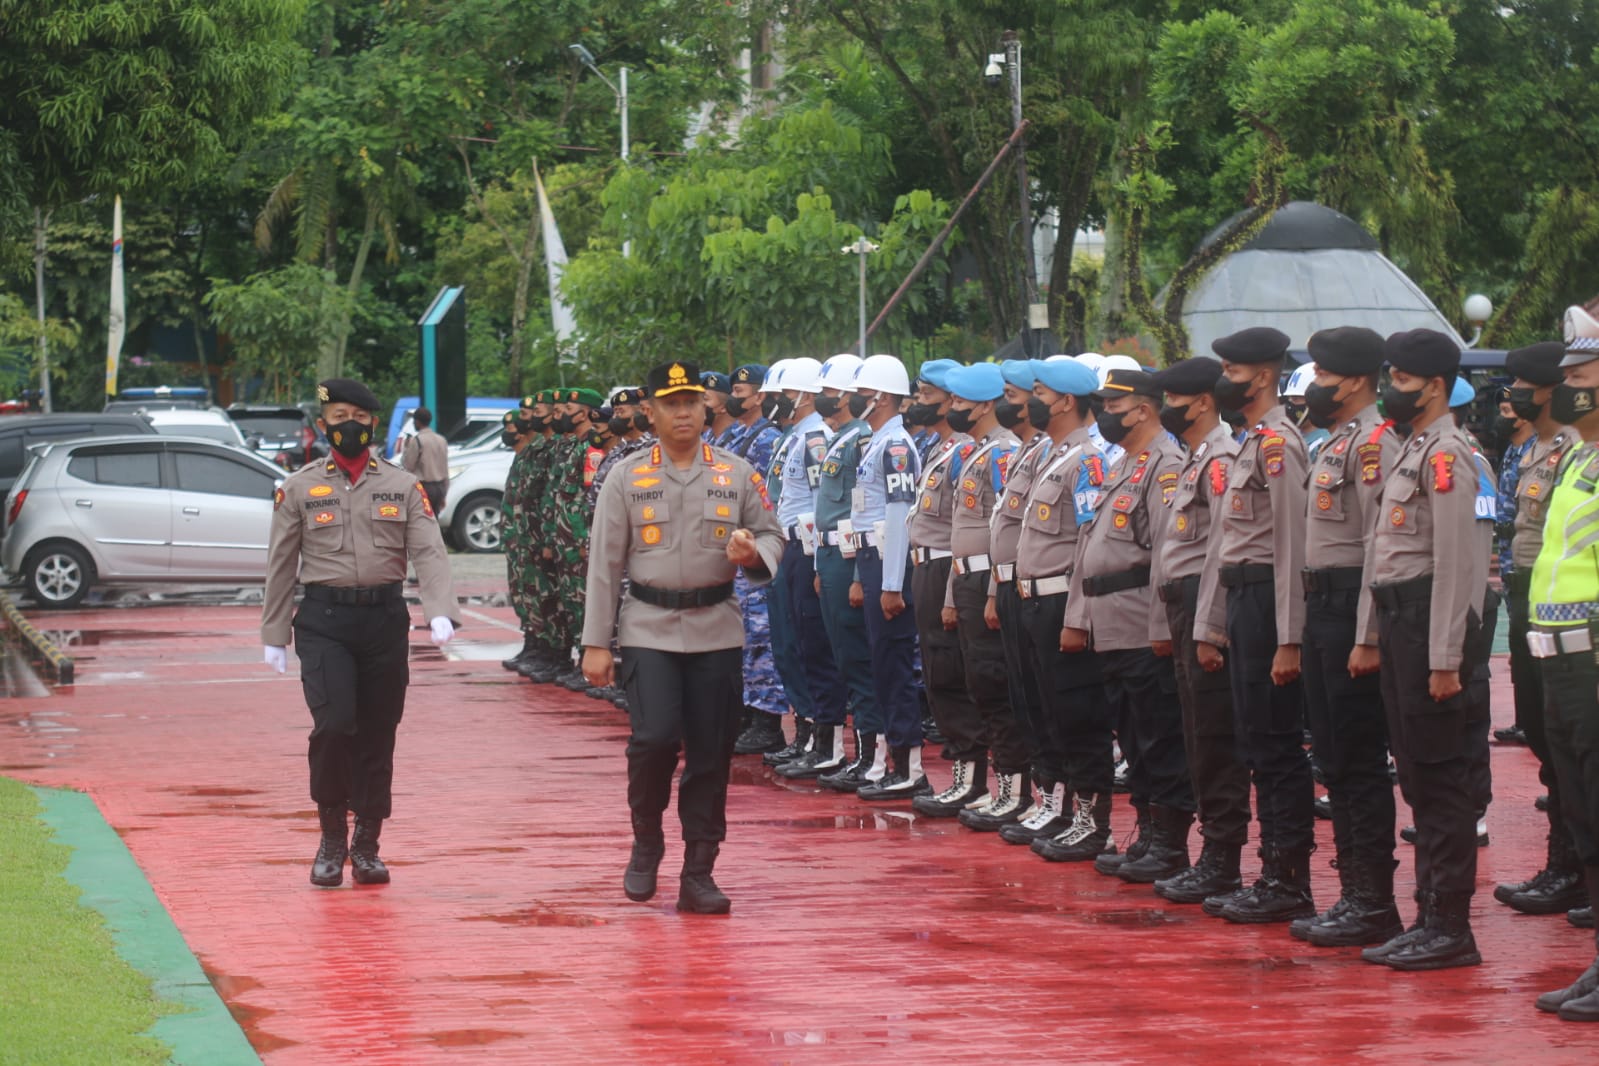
left=912, top=547, right=953, bottom=565
left=851, top=531, right=881, bottom=549
left=995, top=562, right=1015, bottom=582
left=953, top=553, right=992, bottom=576
left=1527, top=627, right=1592, bottom=659
left=1017, top=573, right=1071, bottom=599
left=819, top=530, right=847, bottom=546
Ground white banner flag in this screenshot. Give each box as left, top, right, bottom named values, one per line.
left=533, top=163, right=577, bottom=349
left=104, top=195, right=125, bottom=397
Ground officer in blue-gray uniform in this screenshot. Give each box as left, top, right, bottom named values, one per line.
left=780, top=354, right=877, bottom=779
left=829, top=355, right=926, bottom=796
left=767, top=356, right=849, bottom=768
left=703, top=370, right=736, bottom=445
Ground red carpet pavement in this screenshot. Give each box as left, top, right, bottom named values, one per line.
left=2, top=602, right=1596, bottom=1064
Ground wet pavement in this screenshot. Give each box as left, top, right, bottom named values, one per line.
left=1, top=585, right=1596, bottom=1063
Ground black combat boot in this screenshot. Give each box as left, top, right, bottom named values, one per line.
left=1118, top=806, right=1194, bottom=884
left=501, top=632, right=538, bottom=670
left=1095, top=804, right=1150, bottom=876
left=1503, top=826, right=1586, bottom=915
left=1294, top=855, right=1403, bottom=946
left=1034, top=792, right=1112, bottom=862
left=349, top=817, right=390, bottom=884
left=776, top=724, right=842, bottom=778
left=1000, top=781, right=1070, bottom=844
left=1547, top=869, right=1599, bottom=1020
left=959, top=771, right=1030, bottom=831
left=677, top=841, right=731, bottom=914
left=820, top=731, right=879, bottom=792
left=734, top=712, right=788, bottom=755
left=624, top=819, right=666, bottom=902
left=858, top=745, right=931, bottom=801
left=1362, top=891, right=1435, bottom=963
left=520, top=652, right=565, bottom=683
left=310, top=805, right=348, bottom=887
left=1156, top=839, right=1242, bottom=904
left=911, top=756, right=988, bottom=817
left=1572, top=907, right=1597, bottom=929
left=1378, top=891, right=1481, bottom=971
left=1219, top=847, right=1315, bottom=924
left=764, top=717, right=814, bottom=767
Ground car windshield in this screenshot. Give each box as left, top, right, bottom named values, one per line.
left=152, top=422, right=244, bottom=444
left=230, top=414, right=303, bottom=442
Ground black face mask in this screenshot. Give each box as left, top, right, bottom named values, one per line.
left=1507, top=386, right=1545, bottom=423
left=1158, top=401, right=1197, bottom=437
left=633, top=412, right=651, bottom=431
left=525, top=414, right=548, bottom=432
left=994, top=400, right=1026, bottom=429
left=1097, top=408, right=1134, bottom=445
left=703, top=406, right=717, bottom=427
left=763, top=394, right=790, bottom=421
left=552, top=413, right=577, bottom=434
left=1305, top=408, right=1338, bottom=430
left=1303, top=381, right=1344, bottom=419
left=814, top=393, right=843, bottom=418
left=1551, top=383, right=1599, bottom=425
left=904, top=402, right=940, bottom=426
left=326, top=419, right=373, bottom=459
left=607, top=416, right=630, bottom=436
left=1381, top=383, right=1429, bottom=426
left=847, top=393, right=873, bottom=418
left=1491, top=414, right=1520, bottom=444
left=1026, top=396, right=1054, bottom=431
left=945, top=406, right=977, bottom=434
left=1212, top=374, right=1254, bottom=411
left=500, top=429, right=520, bottom=447
left=725, top=395, right=748, bottom=418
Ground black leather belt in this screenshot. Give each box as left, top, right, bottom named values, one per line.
left=1301, top=566, right=1365, bottom=595
left=1082, top=565, right=1151, bottom=598
left=303, top=582, right=403, bottom=605
left=1219, top=563, right=1274, bottom=588
left=1370, top=574, right=1432, bottom=611
left=1158, top=574, right=1200, bottom=603
left=629, top=582, right=735, bottom=609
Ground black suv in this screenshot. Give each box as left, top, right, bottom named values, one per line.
left=224, top=404, right=326, bottom=470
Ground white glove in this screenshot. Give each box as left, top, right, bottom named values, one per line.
left=264, top=646, right=287, bottom=674
left=429, top=616, right=454, bottom=645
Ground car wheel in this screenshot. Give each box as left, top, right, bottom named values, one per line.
left=451, top=493, right=503, bottom=553
left=24, top=542, right=94, bottom=608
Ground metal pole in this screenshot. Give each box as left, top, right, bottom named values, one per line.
left=619, top=67, right=629, bottom=164
left=1005, top=30, right=1039, bottom=310
left=33, top=208, right=52, bottom=413
left=858, top=242, right=868, bottom=359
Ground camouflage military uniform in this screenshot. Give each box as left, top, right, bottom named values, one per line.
left=548, top=434, right=592, bottom=656
left=524, top=433, right=569, bottom=659
left=501, top=438, right=538, bottom=628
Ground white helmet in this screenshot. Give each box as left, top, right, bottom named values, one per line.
left=854, top=353, right=911, bottom=396
left=818, top=353, right=864, bottom=392
left=783, top=356, right=824, bottom=394
left=1282, top=362, right=1316, bottom=399
left=760, top=359, right=791, bottom=393
left=1096, top=354, right=1140, bottom=388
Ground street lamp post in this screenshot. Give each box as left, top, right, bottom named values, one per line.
left=990, top=30, right=1046, bottom=355
left=570, top=44, right=629, bottom=253
left=842, top=237, right=880, bottom=359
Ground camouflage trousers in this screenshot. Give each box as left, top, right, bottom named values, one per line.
left=523, top=548, right=566, bottom=659
left=738, top=572, right=786, bottom=714
left=556, top=552, right=586, bottom=655
left=505, top=538, right=533, bottom=627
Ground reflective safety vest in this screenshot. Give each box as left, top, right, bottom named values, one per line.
left=1529, top=442, right=1599, bottom=627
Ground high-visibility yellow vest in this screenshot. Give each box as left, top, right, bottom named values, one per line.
left=1529, top=442, right=1599, bottom=627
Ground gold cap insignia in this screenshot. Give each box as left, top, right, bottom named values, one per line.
left=317, top=385, right=330, bottom=402
left=667, top=363, right=688, bottom=386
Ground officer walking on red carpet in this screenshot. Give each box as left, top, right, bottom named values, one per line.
left=582, top=361, right=784, bottom=915
left=262, top=378, right=458, bottom=888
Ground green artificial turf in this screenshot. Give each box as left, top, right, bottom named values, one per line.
left=0, top=777, right=173, bottom=1065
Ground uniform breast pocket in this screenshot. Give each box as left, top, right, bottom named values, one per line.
left=1227, top=488, right=1256, bottom=522
left=701, top=496, right=737, bottom=550
left=633, top=499, right=671, bottom=551
left=302, top=507, right=346, bottom=555
left=1171, top=502, right=1200, bottom=541
left=371, top=500, right=406, bottom=548
left=1384, top=481, right=1420, bottom=537
left=919, top=475, right=946, bottom=517
left=1026, top=478, right=1067, bottom=534
left=1105, top=493, right=1138, bottom=540
left=1310, top=487, right=1346, bottom=523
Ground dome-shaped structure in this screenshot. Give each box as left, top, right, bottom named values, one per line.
left=1178, top=201, right=1463, bottom=358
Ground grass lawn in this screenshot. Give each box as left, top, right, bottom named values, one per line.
left=0, top=776, right=174, bottom=1064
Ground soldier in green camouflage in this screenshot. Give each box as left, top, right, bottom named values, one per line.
left=498, top=406, right=543, bottom=673
left=545, top=387, right=606, bottom=690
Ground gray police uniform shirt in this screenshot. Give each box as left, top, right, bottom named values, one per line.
left=1306, top=404, right=1400, bottom=645
left=777, top=410, right=831, bottom=532
left=1359, top=419, right=1491, bottom=669
left=1015, top=426, right=1106, bottom=582
left=1194, top=404, right=1308, bottom=647
left=583, top=441, right=785, bottom=653
left=815, top=418, right=871, bottom=534
left=1513, top=426, right=1579, bottom=571
left=1065, top=434, right=1182, bottom=651
left=851, top=414, right=920, bottom=592
left=988, top=433, right=1053, bottom=594
left=908, top=432, right=974, bottom=551
left=1149, top=422, right=1238, bottom=643
left=947, top=425, right=1020, bottom=606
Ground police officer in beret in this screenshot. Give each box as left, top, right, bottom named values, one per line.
left=1194, top=326, right=1317, bottom=924
left=1496, top=341, right=1588, bottom=917
left=702, top=370, right=735, bottom=443
left=1361, top=329, right=1492, bottom=971
left=1290, top=326, right=1403, bottom=947
left=262, top=378, right=459, bottom=887
left=582, top=361, right=785, bottom=914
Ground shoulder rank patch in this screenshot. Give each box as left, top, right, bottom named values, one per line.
left=273, top=487, right=285, bottom=510
left=1261, top=434, right=1286, bottom=477
left=1430, top=453, right=1456, bottom=492
left=1084, top=456, right=1105, bottom=487
left=751, top=471, right=772, bottom=510
left=1208, top=459, right=1228, bottom=496
left=1157, top=470, right=1179, bottom=506
left=1357, top=441, right=1383, bottom=483
left=416, top=481, right=435, bottom=517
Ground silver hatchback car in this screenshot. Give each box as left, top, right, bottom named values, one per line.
left=2, top=435, right=284, bottom=607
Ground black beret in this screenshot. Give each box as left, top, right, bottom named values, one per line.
left=647, top=361, right=706, bottom=398
left=316, top=378, right=380, bottom=412
left=1307, top=326, right=1385, bottom=377
left=1211, top=327, right=1290, bottom=365
left=611, top=387, right=645, bottom=406
left=1384, top=328, right=1460, bottom=383
left=1152, top=357, right=1224, bottom=397
left=731, top=363, right=767, bottom=387
left=1096, top=367, right=1161, bottom=399
left=700, top=371, right=732, bottom=393
left=1505, top=341, right=1566, bottom=386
